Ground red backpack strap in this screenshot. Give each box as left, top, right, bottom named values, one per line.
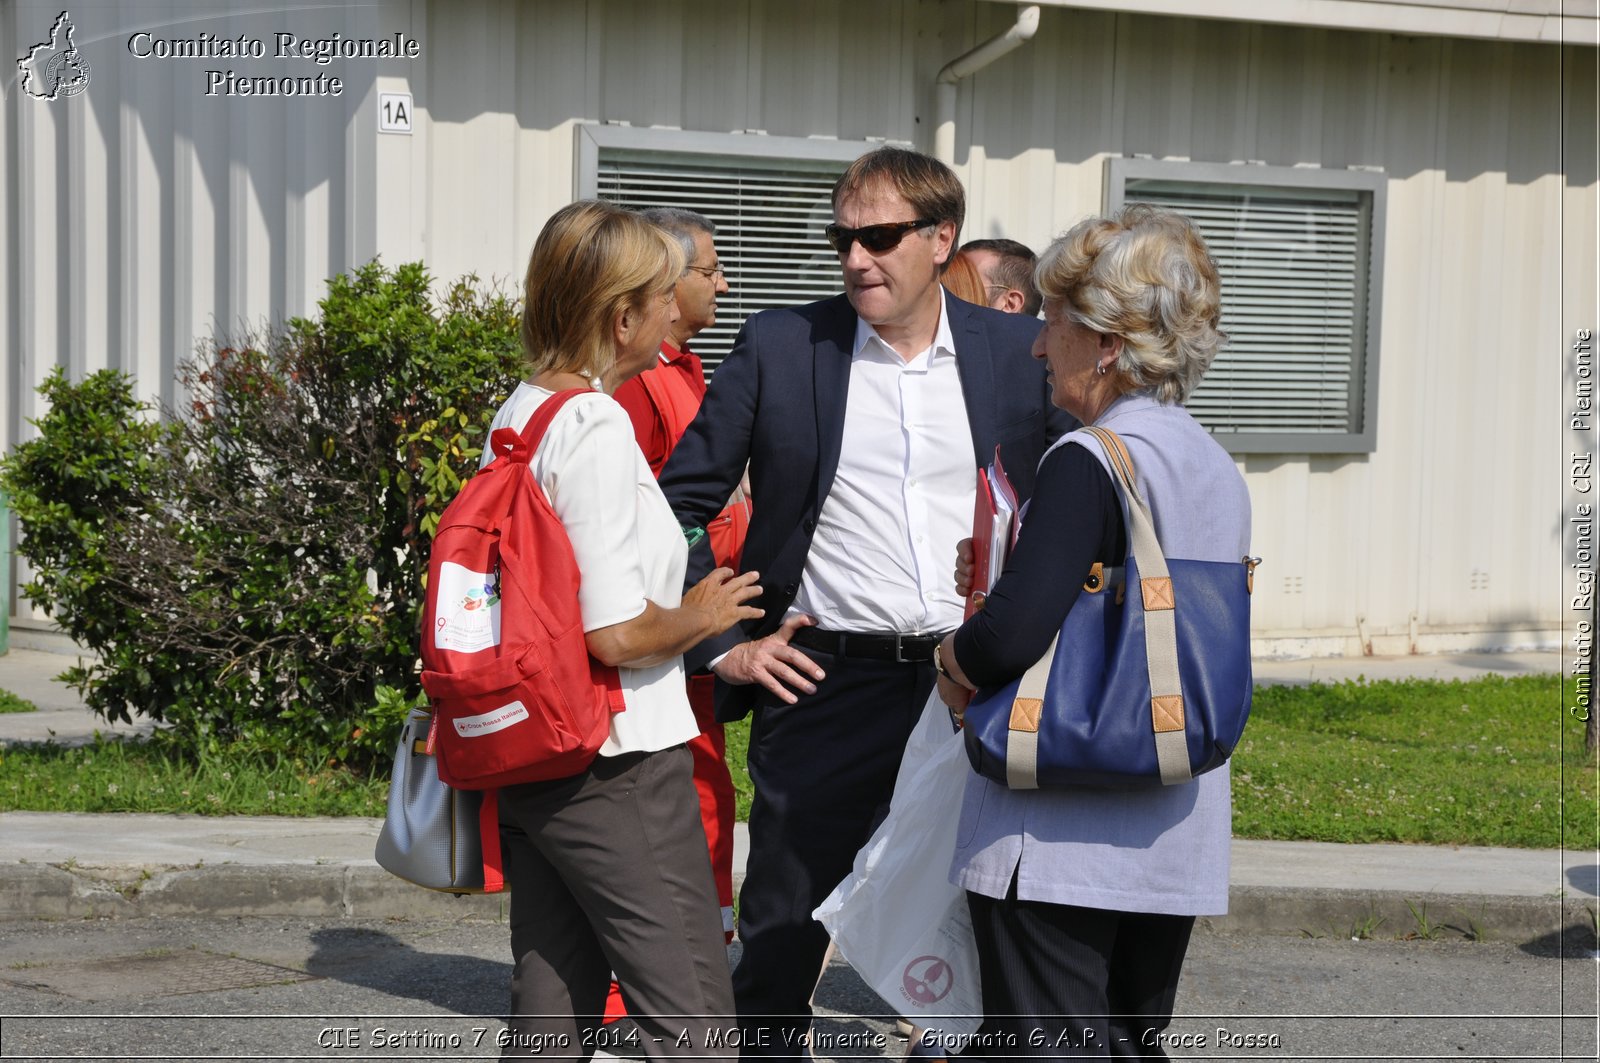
left=517, top=388, right=630, bottom=719
left=490, top=388, right=591, bottom=464
left=478, top=789, right=505, bottom=893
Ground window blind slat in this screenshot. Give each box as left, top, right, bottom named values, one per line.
left=1126, top=180, right=1372, bottom=438
left=599, top=154, right=849, bottom=375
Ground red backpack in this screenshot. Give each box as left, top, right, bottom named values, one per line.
left=419, top=388, right=625, bottom=791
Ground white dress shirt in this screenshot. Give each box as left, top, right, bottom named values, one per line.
left=790, top=290, right=976, bottom=634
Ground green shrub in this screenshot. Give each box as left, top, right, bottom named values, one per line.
left=0, top=689, right=39, bottom=714
left=0, top=262, right=525, bottom=770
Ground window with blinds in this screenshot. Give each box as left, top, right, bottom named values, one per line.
left=595, top=152, right=853, bottom=376
left=1108, top=159, right=1386, bottom=454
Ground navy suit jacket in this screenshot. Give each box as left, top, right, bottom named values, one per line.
left=658, top=292, right=1075, bottom=721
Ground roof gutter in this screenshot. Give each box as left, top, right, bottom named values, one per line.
left=934, top=4, right=1042, bottom=165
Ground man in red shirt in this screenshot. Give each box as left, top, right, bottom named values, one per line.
left=616, top=211, right=726, bottom=475
left=613, top=207, right=746, bottom=971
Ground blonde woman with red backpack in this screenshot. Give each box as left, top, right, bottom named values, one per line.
left=485, top=200, right=761, bottom=1059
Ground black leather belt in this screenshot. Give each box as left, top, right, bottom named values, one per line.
left=790, top=627, right=946, bottom=664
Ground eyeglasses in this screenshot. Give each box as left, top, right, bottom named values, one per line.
left=685, top=264, right=725, bottom=279
left=824, top=218, right=936, bottom=255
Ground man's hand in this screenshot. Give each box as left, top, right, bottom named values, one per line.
left=954, top=537, right=975, bottom=598
left=711, top=613, right=826, bottom=705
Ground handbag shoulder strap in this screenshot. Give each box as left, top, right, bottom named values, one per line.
left=999, top=425, right=1189, bottom=789
left=1080, top=426, right=1168, bottom=584
left=1079, top=424, right=1189, bottom=785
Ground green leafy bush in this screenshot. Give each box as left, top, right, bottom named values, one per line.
left=0, top=262, right=524, bottom=770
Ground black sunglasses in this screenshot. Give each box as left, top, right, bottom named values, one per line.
left=824, top=218, right=936, bottom=254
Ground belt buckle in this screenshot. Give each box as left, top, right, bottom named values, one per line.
left=892, top=632, right=916, bottom=664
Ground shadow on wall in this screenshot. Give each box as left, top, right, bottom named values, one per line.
left=412, top=0, right=1593, bottom=190
left=8, top=2, right=372, bottom=424
left=956, top=7, right=1591, bottom=188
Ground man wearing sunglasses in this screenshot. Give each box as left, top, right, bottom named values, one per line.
left=659, top=146, right=1072, bottom=1060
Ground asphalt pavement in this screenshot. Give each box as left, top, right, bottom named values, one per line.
left=2, top=914, right=1595, bottom=1062
left=0, top=646, right=1593, bottom=947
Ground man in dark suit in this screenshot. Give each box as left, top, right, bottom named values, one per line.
left=659, top=147, right=1072, bottom=1058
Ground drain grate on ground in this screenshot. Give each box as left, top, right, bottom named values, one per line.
left=1, top=950, right=318, bottom=1000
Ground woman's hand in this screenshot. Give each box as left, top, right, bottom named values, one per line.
left=954, top=537, right=975, bottom=599
left=935, top=634, right=976, bottom=727
left=587, top=569, right=762, bottom=669
left=682, top=567, right=764, bottom=637
left=937, top=673, right=973, bottom=725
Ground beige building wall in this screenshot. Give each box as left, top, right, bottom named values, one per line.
left=3, top=0, right=1595, bottom=655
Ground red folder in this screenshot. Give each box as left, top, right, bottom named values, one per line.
left=965, top=448, right=1019, bottom=619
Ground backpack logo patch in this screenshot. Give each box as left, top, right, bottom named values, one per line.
left=433, top=560, right=500, bottom=653
left=451, top=700, right=531, bottom=738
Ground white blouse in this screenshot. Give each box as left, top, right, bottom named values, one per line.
left=482, top=382, right=699, bottom=756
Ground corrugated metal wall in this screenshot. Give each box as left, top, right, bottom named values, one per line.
left=4, top=0, right=1594, bottom=653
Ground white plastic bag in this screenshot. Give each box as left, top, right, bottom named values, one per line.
left=814, top=689, right=982, bottom=1042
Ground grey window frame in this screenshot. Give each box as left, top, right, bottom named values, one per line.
left=1106, top=157, right=1387, bottom=455
left=575, top=125, right=875, bottom=375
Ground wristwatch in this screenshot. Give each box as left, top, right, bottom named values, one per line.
left=933, top=643, right=952, bottom=681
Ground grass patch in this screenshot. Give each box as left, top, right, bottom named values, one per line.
left=0, top=688, right=38, bottom=714
left=1232, top=673, right=1593, bottom=850
left=5, top=674, right=1591, bottom=849
left=0, top=736, right=387, bottom=816
left=725, top=715, right=754, bottom=823
left=725, top=674, right=1593, bottom=849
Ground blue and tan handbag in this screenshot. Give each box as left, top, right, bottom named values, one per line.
left=963, top=425, right=1259, bottom=790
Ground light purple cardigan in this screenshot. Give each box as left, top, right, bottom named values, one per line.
left=950, top=390, right=1252, bottom=915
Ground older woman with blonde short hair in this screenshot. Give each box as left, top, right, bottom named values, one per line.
left=486, top=200, right=762, bottom=1059
left=933, top=204, right=1251, bottom=1059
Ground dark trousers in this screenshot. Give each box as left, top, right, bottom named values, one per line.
left=497, top=745, right=735, bottom=1060
left=961, top=885, right=1195, bottom=1061
left=732, top=650, right=934, bottom=1061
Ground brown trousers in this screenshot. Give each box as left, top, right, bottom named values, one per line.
left=498, top=744, right=736, bottom=1060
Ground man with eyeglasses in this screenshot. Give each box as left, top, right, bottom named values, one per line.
left=611, top=207, right=747, bottom=997
left=961, top=236, right=1043, bottom=317
left=659, top=146, right=1071, bottom=1060
left=617, top=207, right=734, bottom=476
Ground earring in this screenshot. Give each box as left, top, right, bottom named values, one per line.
left=1096, top=363, right=1107, bottom=376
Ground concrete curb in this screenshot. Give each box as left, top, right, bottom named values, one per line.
left=4, top=863, right=1592, bottom=949
left=2, top=861, right=511, bottom=922
left=1210, top=885, right=1590, bottom=944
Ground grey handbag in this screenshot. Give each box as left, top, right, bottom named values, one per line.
left=374, top=706, right=499, bottom=894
